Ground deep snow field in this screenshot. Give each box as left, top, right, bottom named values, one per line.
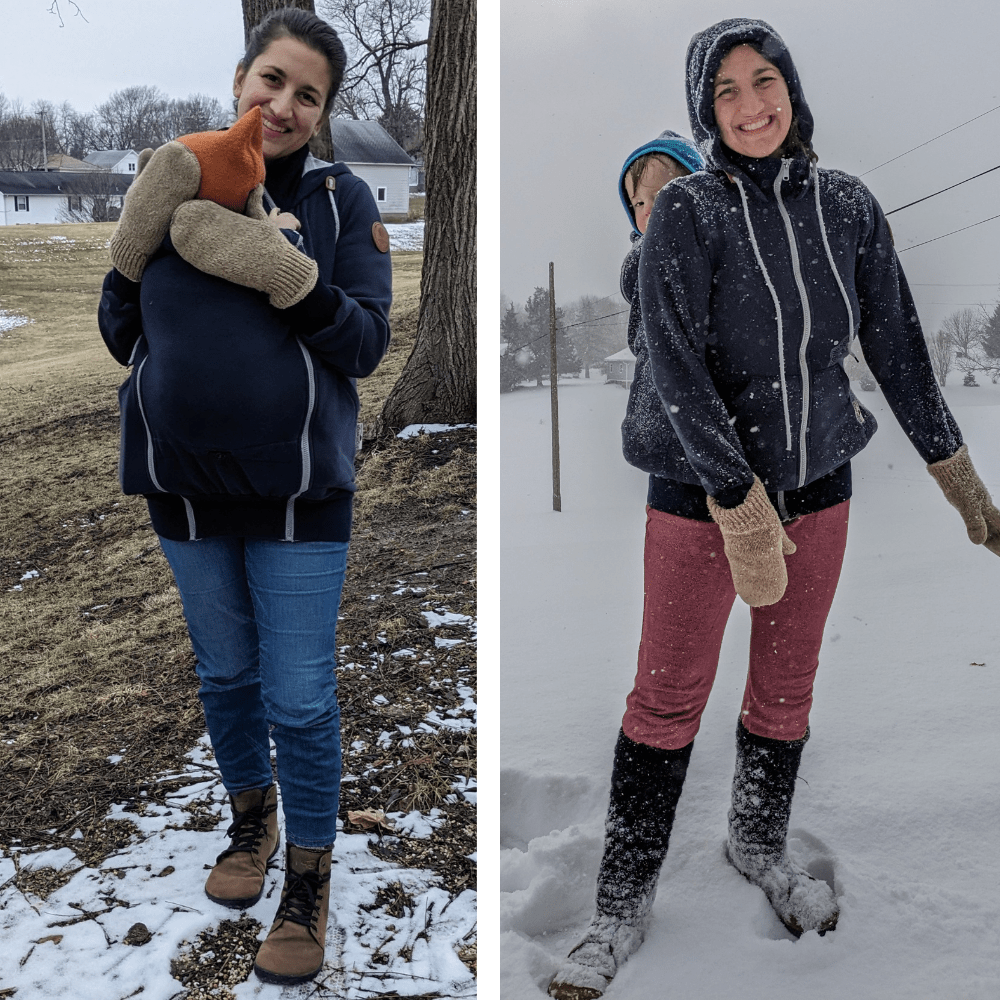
left=499, top=376, right=1000, bottom=999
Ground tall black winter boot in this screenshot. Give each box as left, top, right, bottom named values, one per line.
left=727, top=720, right=838, bottom=936
left=548, top=730, right=692, bottom=1000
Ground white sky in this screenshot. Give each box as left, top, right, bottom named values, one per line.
left=2, top=1, right=246, bottom=114
left=496, top=0, right=1000, bottom=336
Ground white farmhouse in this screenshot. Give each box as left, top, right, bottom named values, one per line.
left=0, top=170, right=133, bottom=225
left=604, top=347, right=636, bottom=387
left=328, top=120, right=414, bottom=219
left=84, top=150, right=140, bottom=174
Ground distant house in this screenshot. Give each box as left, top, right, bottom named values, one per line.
left=328, top=119, right=414, bottom=218
left=44, top=153, right=101, bottom=172
left=605, top=347, right=636, bottom=387
left=409, top=158, right=425, bottom=192
left=84, top=150, right=140, bottom=174
left=0, top=170, right=133, bottom=225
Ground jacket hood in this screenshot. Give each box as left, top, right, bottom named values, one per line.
left=619, top=130, right=704, bottom=235
left=685, top=18, right=814, bottom=171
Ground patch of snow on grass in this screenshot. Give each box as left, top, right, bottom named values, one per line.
left=384, top=221, right=424, bottom=251
left=397, top=423, right=475, bottom=439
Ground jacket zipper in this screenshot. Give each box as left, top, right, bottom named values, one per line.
left=135, top=357, right=166, bottom=493
left=284, top=337, right=317, bottom=541
left=773, top=161, right=812, bottom=489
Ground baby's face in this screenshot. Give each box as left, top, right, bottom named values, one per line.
left=625, top=157, right=688, bottom=234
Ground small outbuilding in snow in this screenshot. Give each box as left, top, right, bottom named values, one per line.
left=604, top=347, right=636, bottom=388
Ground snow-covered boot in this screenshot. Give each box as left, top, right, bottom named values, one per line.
left=548, top=730, right=692, bottom=999
left=727, top=720, right=838, bottom=936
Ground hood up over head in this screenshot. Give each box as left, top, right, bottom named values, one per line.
left=685, top=18, right=813, bottom=171
left=618, top=130, right=704, bottom=234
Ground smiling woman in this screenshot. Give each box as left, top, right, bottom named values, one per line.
left=234, top=35, right=332, bottom=161
left=546, top=15, right=1000, bottom=1000
left=97, top=5, right=393, bottom=989
left=711, top=44, right=791, bottom=159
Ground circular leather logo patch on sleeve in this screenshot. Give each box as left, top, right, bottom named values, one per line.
left=372, top=221, right=390, bottom=253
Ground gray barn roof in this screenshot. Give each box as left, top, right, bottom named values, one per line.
left=0, top=171, right=134, bottom=195
left=328, top=120, right=413, bottom=166
left=83, top=150, right=136, bottom=168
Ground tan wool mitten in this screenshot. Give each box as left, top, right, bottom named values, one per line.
left=169, top=199, right=318, bottom=309
left=927, top=445, right=1000, bottom=556
left=108, top=141, right=202, bottom=281
left=707, top=477, right=797, bottom=607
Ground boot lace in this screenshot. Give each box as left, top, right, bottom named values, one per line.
left=276, top=864, right=330, bottom=937
left=216, top=796, right=275, bottom=861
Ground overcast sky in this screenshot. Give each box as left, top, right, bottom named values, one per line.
left=2, top=1, right=246, bottom=114
left=497, top=0, right=1000, bottom=337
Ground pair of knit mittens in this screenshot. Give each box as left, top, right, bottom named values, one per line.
left=108, top=106, right=317, bottom=309
left=710, top=447, right=1000, bottom=607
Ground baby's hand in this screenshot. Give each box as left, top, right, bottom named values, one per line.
left=268, top=207, right=301, bottom=231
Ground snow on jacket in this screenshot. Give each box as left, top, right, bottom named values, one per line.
left=628, top=18, right=961, bottom=505
left=618, top=132, right=706, bottom=495
left=98, top=150, right=392, bottom=541
left=617, top=130, right=705, bottom=237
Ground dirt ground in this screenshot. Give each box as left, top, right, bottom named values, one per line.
left=0, top=225, right=476, bottom=937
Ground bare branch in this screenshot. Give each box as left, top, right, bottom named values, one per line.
left=47, top=1, right=89, bottom=28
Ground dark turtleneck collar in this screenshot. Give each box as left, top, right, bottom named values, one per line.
left=720, top=146, right=812, bottom=197
left=265, top=143, right=311, bottom=211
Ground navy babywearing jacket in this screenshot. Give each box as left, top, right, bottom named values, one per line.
left=624, top=18, right=960, bottom=514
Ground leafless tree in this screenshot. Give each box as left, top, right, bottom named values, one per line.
left=376, top=0, right=474, bottom=431
left=941, top=307, right=984, bottom=373
left=925, top=329, right=953, bottom=388
left=57, top=170, right=129, bottom=222
left=0, top=98, right=45, bottom=170
left=92, top=85, right=171, bottom=152
left=163, top=95, right=231, bottom=138
left=322, top=0, right=428, bottom=154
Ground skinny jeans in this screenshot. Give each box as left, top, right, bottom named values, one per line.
left=623, top=501, right=849, bottom=749
left=158, top=535, right=348, bottom=848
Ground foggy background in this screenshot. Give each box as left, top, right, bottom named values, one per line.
left=497, top=0, right=1000, bottom=341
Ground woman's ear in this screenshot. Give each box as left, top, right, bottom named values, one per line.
left=233, top=65, right=246, bottom=99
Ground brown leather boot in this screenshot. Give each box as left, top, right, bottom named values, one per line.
left=253, top=844, right=332, bottom=985
left=204, top=784, right=279, bottom=908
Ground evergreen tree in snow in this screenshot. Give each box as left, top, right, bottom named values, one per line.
left=500, top=301, right=525, bottom=393
left=522, top=287, right=580, bottom=385
left=979, top=302, right=1000, bottom=360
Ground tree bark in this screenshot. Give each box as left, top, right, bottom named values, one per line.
left=375, top=0, right=476, bottom=435
left=241, top=0, right=335, bottom=161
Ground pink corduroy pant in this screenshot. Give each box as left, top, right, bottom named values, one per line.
left=622, top=501, right=850, bottom=749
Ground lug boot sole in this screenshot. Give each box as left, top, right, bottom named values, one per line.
left=252, top=959, right=323, bottom=986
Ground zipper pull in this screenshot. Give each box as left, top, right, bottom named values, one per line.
left=782, top=159, right=790, bottom=182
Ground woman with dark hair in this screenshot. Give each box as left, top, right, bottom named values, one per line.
left=549, top=17, right=1000, bottom=999
left=98, top=6, right=392, bottom=985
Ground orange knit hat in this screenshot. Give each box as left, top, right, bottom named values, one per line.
left=176, top=106, right=266, bottom=212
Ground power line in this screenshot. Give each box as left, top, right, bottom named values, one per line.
left=860, top=102, right=1000, bottom=176
left=885, top=163, right=1000, bottom=216
left=898, top=213, right=1000, bottom=253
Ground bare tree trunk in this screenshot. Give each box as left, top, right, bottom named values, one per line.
left=241, top=0, right=335, bottom=161
left=375, top=0, right=476, bottom=435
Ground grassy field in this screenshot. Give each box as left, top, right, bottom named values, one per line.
left=0, top=224, right=475, bottom=910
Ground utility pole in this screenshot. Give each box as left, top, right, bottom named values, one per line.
left=40, top=110, right=48, bottom=171
left=549, top=261, right=561, bottom=512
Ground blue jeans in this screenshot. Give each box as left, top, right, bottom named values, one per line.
left=158, top=536, right=348, bottom=848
